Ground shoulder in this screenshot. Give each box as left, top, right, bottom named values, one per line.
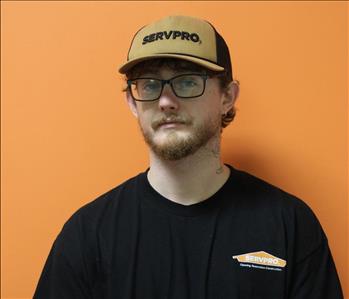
left=59, top=171, right=145, bottom=237
left=232, top=167, right=317, bottom=216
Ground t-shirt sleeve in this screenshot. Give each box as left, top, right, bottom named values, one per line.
left=33, top=214, right=93, bottom=299
left=287, top=200, right=343, bottom=299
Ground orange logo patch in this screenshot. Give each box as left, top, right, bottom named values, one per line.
left=233, top=251, right=286, bottom=268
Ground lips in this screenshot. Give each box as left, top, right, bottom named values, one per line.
left=152, top=116, right=187, bottom=130
left=159, top=121, right=184, bottom=129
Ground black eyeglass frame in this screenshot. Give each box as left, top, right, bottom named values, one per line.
left=127, top=73, right=210, bottom=102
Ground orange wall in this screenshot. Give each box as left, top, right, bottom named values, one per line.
left=1, top=1, right=347, bottom=298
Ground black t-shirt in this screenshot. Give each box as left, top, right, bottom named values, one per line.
left=34, top=165, right=343, bottom=298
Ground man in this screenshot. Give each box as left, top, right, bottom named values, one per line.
left=34, top=15, right=343, bottom=298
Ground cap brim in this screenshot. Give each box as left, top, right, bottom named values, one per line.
left=118, top=53, right=225, bottom=74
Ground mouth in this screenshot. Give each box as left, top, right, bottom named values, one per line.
left=152, top=117, right=188, bottom=130
left=158, top=121, right=185, bottom=129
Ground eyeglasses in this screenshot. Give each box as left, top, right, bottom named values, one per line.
left=127, top=73, right=209, bottom=102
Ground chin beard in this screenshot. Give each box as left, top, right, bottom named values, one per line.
left=145, top=131, right=202, bottom=160
left=140, top=120, right=221, bottom=161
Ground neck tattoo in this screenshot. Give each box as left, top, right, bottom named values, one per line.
left=216, top=165, right=224, bottom=174
left=210, top=146, right=223, bottom=174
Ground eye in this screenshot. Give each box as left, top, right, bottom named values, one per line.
left=182, top=80, right=197, bottom=87
left=140, top=80, right=161, bottom=93
left=176, top=76, right=199, bottom=89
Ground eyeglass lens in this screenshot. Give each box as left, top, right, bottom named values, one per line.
left=129, top=74, right=206, bottom=101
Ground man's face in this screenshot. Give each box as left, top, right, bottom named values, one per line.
left=127, top=66, right=230, bottom=161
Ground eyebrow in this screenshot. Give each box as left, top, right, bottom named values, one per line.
left=131, top=73, right=206, bottom=81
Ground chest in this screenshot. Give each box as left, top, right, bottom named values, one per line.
left=98, top=203, right=289, bottom=299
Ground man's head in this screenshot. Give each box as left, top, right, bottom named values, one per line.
left=119, top=16, right=239, bottom=160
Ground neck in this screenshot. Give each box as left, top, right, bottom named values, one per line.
left=147, top=137, right=230, bottom=205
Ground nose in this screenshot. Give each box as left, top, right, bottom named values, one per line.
left=158, top=84, right=180, bottom=112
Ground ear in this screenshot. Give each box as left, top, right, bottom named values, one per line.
left=126, top=91, right=139, bottom=118
left=221, top=80, right=239, bottom=114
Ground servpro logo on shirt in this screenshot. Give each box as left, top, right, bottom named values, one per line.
left=233, top=251, right=286, bottom=270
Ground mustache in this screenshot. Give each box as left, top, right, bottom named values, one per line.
left=151, top=114, right=191, bottom=129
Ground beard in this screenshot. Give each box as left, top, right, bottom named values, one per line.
left=138, top=112, right=221, bottom=161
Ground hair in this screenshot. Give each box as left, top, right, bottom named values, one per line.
left=123, top=58, right=238, bottom=128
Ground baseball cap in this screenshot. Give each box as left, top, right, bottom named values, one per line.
left=118, top=15, right=233, bottom=80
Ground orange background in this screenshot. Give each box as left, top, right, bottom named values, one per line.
left=1, top=1, right=348, bottom=298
